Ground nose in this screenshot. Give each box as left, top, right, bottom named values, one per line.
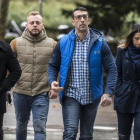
left=138, top=39, right=140, bottom=44
left=33, top=22, right=37, bottom=26
left=80, top=17, right=85, bottom=21
left=34, top=23, right=37, bottom=26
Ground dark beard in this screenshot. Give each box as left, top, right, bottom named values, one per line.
left=28, top=30, right=42, bottom=37
left=30, top=32, right=40, bottom=37
left=78, top=28, right=87, bottom=33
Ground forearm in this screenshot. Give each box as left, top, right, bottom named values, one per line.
left=102, top=40, right=117, bottom=94
left=48, top=63, right=59, bottom=85
left=115, top=47, right=123, bottom=91
left=48, top=41, right=61, bottom=85
left=1, top=69, right=21, bottom=91
left=104, top=61, right=117, bottom=94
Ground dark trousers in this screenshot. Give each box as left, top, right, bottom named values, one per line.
left=117, top=111, right=140, bottom=140
left=0, top=113, right=4, bottom=140
left=62, top=96, right=100, bottom=140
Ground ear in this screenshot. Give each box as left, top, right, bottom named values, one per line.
left=71, top=19, right=75, bottom=27
left=88, top=18, right=91, bottom=25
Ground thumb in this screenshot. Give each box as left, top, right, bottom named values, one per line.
left=53, top=81, right=59, bottom=86
left=100, top=97, right=103, bottom=105
left=100, top=95, right=105, bottom=105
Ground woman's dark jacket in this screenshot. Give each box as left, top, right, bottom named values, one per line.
left=0, top=40, right=21, bottom=113
left=114, top=47, right=140, bottom=113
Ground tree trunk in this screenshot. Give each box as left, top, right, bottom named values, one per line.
left=0, top=0, right=10, bottom=41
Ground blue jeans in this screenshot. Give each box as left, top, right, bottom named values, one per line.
left=117, top=111, right=140, bottom=140
left=14, top=92, right=49, bottom=140
left=62, top=96, right=100, bottom=140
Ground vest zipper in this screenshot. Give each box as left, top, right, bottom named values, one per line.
left=31, top=38, right=37, bottom=95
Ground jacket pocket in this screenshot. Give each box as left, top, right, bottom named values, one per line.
left=115, top=82, right=131, bottom=98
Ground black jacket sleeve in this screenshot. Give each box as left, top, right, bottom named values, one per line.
left=115, top=47, right=123, bottom=89
left=0, top=45, right=21, bottom=93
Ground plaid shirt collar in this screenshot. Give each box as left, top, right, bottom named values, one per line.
left=75, top=30, right=90, bottom=42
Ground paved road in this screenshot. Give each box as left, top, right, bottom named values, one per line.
left=3, top=97, right=134, bottom=140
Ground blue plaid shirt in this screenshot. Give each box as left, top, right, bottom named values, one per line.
left=65, top=31, right=93, bottom=105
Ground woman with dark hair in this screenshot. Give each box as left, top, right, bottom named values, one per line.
left=114, top=23, right=140, bottom=140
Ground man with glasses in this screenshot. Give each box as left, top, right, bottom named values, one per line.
left=10, top=11, right=57, bottom=140
left=48, top=7, right=117, bottom=139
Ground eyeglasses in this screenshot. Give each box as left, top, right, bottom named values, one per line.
left=74, top=14, right=88, bottom=20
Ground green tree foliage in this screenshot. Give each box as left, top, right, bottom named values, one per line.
left=62, top=0, right=140, bottom=34
left=7, top=0, right=75, bottom=39
left=2, top=0, right=140, bottom=40
left=8, top=0, right=74, bottom=28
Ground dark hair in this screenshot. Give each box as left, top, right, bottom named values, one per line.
left=72, top=7, right=88, bottom=19
left=119, top=23, right=140, bottom=49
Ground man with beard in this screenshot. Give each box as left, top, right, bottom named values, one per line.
left=10, top=11, right=57, bottom=140
left=48, top=7, right=117, bottom=139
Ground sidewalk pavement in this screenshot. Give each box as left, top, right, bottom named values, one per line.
left=3, top=97, right=134, bottom=140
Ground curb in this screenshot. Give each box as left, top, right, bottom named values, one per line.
left=3, top=125, right=118, bottom=132
left=94, top=126, right=117, bottom=131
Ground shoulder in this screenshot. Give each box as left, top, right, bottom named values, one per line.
left=60, top=34, right=69, bottom=42
left=6, top=43, right=13, bottom=54
left=115, top=47, right=126, bottom=62
left=47, top=37, right=57, bottom=50
left=58, top=35, right=70, bottom=49
left=46, top=37, right=54, bottom=41
left=117, top=47, right=126, bottom=55
left=12, top=37, right=24, bottom=47
left=0, top=42, right=13, bottom=58
left=10, top=39, right=16, bottom=47
left=100, top=39, right=110, bottom=52
left=43, top=37, right=56, bottom=45
left=0, top=40, right=10, bottom=51
left=14, top=37, right=23, bottom=42
left=60, top=29, right=75, bottom=43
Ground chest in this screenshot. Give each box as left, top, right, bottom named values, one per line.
left=16, top=39, right=53, bottom=64
left=0, top=50, right=7, bottom=66
left=0, top=51, right=7, bottom=82
left=122, top=52, right=138, bottom=81
left=72, top=41, right=88, bottom=62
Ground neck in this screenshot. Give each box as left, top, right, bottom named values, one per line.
left=26, top=30, right=34, bottom=38
left=76, top=31, right=88, bottom=41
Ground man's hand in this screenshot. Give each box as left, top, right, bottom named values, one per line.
left=51, top=81, right=63, bottom=93
left=48, top=90, right=59, bottom=99
left=100, top=93, right=112, bottom=107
